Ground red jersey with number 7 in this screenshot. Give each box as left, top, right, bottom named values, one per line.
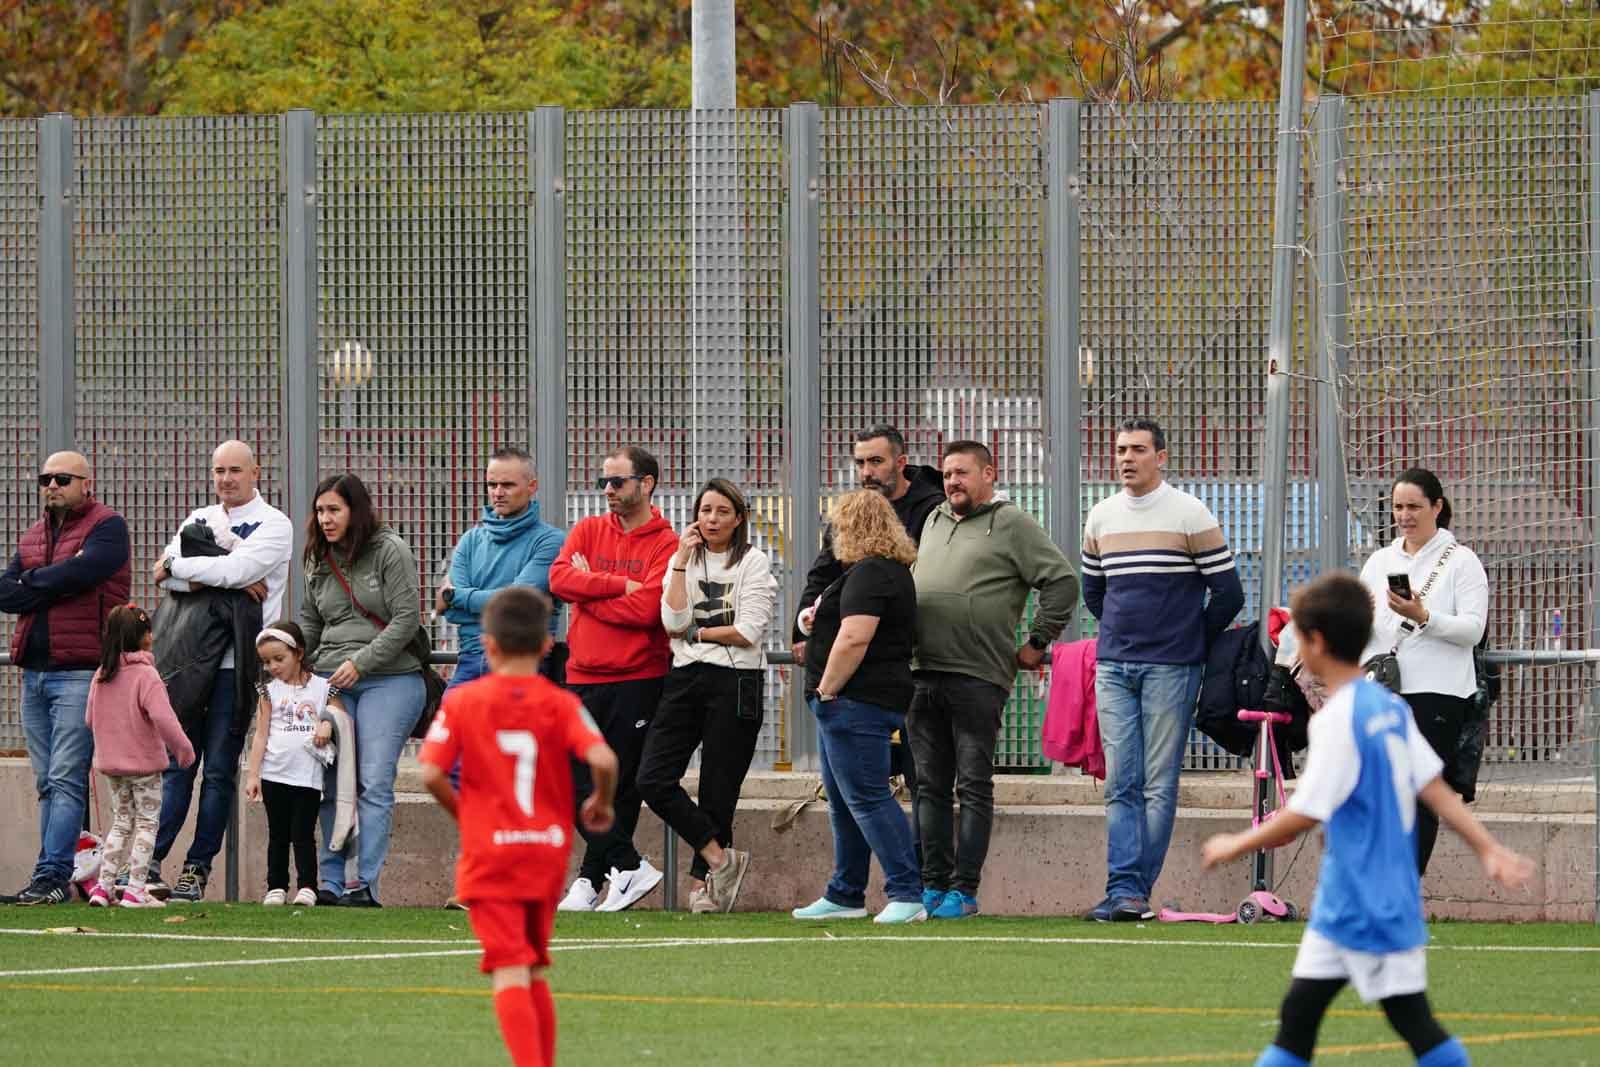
left=419, top=672, right=605, bottom=902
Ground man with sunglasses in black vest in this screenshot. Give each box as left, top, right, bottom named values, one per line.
left=0, top=451, right=130, bottom=906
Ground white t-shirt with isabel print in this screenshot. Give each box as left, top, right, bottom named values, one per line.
left=260, top=674, right=333, bottom=791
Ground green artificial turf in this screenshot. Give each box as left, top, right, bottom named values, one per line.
left=0, top=907, right=1596, bottom=1065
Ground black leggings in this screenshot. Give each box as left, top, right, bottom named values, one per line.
left=1405, top=691, right=1473, bottom=875
left=1272, top=978, right=1452, bottom=1060
left=261, top=779, right=320, bottom=891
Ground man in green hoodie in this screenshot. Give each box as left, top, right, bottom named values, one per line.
left=908, top=440, right=1079, bottom=919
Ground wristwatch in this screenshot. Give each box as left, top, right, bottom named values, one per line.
left=816, top=691, right=836, bottom=702
left=440, top=586, right=454, bottom=605
left=1027, top=634, right=1049, bottom=652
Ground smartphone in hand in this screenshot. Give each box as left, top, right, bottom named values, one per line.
left=1387, top=573, right=1413, bottom=600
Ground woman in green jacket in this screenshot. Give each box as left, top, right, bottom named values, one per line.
left=299, top=473, right=424, bottom=907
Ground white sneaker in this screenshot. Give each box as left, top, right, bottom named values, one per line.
left=595, top=860, right=663, bottom=912
left=557, top=877, right=600, bottom=912
left=292, top=887, right=317, bottom=907
left=263, top=888, right=288, bottom=907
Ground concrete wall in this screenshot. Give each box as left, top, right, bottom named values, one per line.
left=2, top=759, right=1592, bottom=921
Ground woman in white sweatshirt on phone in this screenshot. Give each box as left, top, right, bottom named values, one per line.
left=636, top=478, right=777, bottom=914
left=1358, top=466, right=1489, bottom=875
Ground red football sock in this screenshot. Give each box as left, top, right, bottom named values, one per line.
left=530, top=980, right=557, bottom=1066
left=493, top=986, right=544, bottom=1067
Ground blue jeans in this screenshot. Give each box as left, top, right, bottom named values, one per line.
left=448, top=649, right=487, bottom=689
left=153, top=670, right=247, bottom=876
left=318, top=672, right=424, bottom=901
left=1096, top=661, right=1204, bottom=901
left=812, top=696, right=922, bottom=907
left=444, top=651, right=486, bottom=789
left=20, top=669, right=94, bottom=884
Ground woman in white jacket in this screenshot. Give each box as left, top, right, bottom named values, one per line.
left=636, top=478, right=777, bottom=913
left=1358, top=466, right=1489, bottom=875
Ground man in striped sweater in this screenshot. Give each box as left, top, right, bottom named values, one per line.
left=1081, top=418, right=1245, bottom=922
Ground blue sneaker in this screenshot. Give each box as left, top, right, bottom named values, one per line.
left=922, top=888, right=948, bottom=913
left=792, top=897, right=869, bottom=920
left=1086, top=895, right=1116, bottom=922
left=931, top=891, right=979, bottom=919
left=872, top=901, right=929, bottom=924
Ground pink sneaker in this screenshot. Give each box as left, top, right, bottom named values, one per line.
left=87, top=884, right=111, bottom=908
left=119, top=887, right=166, bottom=909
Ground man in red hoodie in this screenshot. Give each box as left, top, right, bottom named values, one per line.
left=548, top=445, right=678, bottom=913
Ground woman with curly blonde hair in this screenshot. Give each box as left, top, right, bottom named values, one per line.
left=792, top=490, right=926, bottom=923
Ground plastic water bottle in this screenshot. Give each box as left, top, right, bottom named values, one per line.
left=1549, top=608, right=1564, bottom=652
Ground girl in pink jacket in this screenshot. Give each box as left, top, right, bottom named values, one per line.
left=84, top=604, right=195, bottom=909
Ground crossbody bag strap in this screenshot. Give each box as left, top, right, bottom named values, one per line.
left=324, top=551, right=389, bottom=629
left=1391, top=543, right=1456, bottom=650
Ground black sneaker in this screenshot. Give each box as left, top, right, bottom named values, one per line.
left=316, top=889, right=342, bottom=907
left=337, top=886, right=381, bottom=908
left=17, top=879, right=71, bottom=906
left=0, top=883, right=29, bottom=905
left=144, top=871, right=171, bottom=901
left=170, top=865, right=207, bottom=903
left=1110, top=896, right=1155, bottom=922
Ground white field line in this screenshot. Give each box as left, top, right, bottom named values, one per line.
left=2, top=927, right=1598, bottom=959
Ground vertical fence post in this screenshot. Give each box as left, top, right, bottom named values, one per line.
left=1258, top=0, right=1309, bottom=645
left=785, top=102, right=822, bottom=772
left=1314, top=96, right=1349, bottom=577
left=1254, top=0, right=1310, bottom=897
left=1588, top=90, right=1600, bottom=924
left=280, top=109, right=319, bottom=616
left=38, top=114, right=75, bottom=458
left=532, top=106, right=568, bottom=530
left=1045, top=99, right=1083, bottom=609
left=263, top=108, right=318, bottom=907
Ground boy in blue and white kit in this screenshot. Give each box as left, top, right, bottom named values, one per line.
left=1203, top=572, right=1532, bottom=1067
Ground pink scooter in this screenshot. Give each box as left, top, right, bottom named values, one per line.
left=1159, top=709, right=1302, bottom=925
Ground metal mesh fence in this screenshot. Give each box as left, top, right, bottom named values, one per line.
left=0, top=120, right=38, bottom=752
left=0, top=100, right=1591, bottom=809
left=316, top=113, right=532, bottom=659
left=565, top=109, right=791, bottom=768
left=73, top=115, right=284, bottom=630
left=1078, top=103, right=1320, bottom=769
left=819, top=105, right=1049, bottom=769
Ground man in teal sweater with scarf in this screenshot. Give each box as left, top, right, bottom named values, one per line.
left=440, top=447, right=566, bottom=688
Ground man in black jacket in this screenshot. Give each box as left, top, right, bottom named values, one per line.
left=792, top=424, right=942, bottom=805
left=791, top=424, right=942, bottom=656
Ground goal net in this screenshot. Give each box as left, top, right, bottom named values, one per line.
left=1308, top=0, right=1599, bottom=919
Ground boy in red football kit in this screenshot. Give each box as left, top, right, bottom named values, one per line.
left=420, top=588, right=618, bottom=1067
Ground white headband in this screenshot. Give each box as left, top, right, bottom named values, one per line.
left=256, top=627, right=299, bottom=651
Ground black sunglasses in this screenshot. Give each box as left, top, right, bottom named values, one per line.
left=37, top=473, right=85, bottom=488
left=595, top=475, right=644, bottom=491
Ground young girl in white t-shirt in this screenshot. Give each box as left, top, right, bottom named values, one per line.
left=244, top=621, right=339, bottom=907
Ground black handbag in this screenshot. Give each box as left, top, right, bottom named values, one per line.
left=1454, top=637, right=1500, bottom=804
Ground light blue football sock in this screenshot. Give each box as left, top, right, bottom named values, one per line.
left=1416, top=1037, right=1469, bottom=1066
left=1254, top=1046, right=1311, bottom=1067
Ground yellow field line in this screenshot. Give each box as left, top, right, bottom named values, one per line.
left=6, top=982, right=1600, bottom=1030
